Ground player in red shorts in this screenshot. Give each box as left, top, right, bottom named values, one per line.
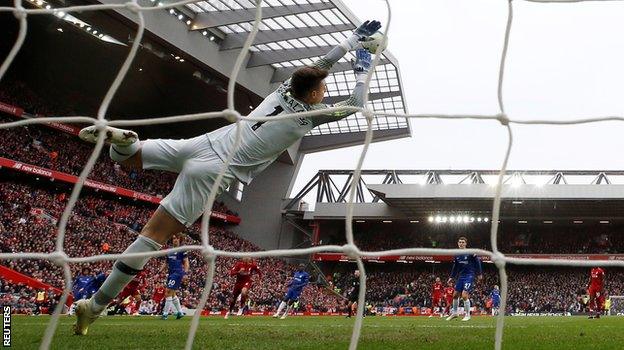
left=115, top=270, right=146, bottom=313
left=429, top=277, right=444, bottom=318
left=121, top=270, right=146, bottom=302
left=443, top=279, right=455, bottom=317
left=225, top=257, right=261, bottom=319
left=152, top=283, right=166, bottom=315
left=588, top=266, right=605, bottom=319
left=119, top=270, right=146, bottom=302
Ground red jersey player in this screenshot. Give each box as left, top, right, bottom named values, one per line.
left=588, top=266, right=605, bottom=319
left=118, top=269, right=147, bottom=303
left=225, top=257, right=261, bottom=319
left=443, top=279, right=455, bottom=317
left=152, top=284, right=166, bottom=314
left=110, top=270, right=147, bottom=315
left=429, top=277, right=444, bottom=318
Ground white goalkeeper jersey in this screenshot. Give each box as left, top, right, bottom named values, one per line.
left=207, top=36, right=365, bottom=185
left=207, top=81, right=330, bottom=185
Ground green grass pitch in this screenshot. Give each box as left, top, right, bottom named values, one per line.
left=10, top=315, right=624, bottom=349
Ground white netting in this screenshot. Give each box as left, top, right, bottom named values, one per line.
left=3, top=0, right=624, bottom=349
left=609, top=296, right=624, bottom=315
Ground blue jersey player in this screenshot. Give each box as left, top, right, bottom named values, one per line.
left=490, top=285, right=501, bottom=316
left=446, top=236, right=482, bottom=321
left=72, top=267, right=104, bottom=315
left=161, top=235, right=189, bottom=320
left=273, top=264, right=310, bottom=319
left=73, top=267, right=95, bottom=302
left=88, top=272, right=107, bottom=296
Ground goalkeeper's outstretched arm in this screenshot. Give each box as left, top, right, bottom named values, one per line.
left=312, top=20, right=381, bottom=71
left=311, top=49, right=372, bottom=126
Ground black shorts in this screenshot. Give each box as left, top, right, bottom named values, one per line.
left=348, top=293, right=359, bottom=303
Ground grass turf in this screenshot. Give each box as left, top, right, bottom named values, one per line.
left=10, top=315, right=624, bottom=349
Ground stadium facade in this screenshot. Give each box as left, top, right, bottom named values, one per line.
left=287, top=169, right=624, bottom=260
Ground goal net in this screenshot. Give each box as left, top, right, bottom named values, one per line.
left=609, top=296, right=624, bottom=316
left=2, top=1, right=624, bottom=350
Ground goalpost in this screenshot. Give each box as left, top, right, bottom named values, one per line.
left=3, top=1, right=624, bottom=350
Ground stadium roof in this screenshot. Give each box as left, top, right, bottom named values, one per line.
left=293, top=170, right=624, bottom=220
left=165, top=0, right=409, bottom=138
left=7, top=0, right=409, bottom=150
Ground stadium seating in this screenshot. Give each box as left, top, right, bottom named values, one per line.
left=0, top=177, right=341, bottom=314
left=2, top=82, right=623, bottom=316
left=0, top=279, right=60, bottom=315
left=0, top=82, right=233, bottom=216
left=3, top=175, right=622, bottom=315
left=328, top=264, right=624, bottom=314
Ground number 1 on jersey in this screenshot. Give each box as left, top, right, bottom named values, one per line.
left=252, top=106, right=284, bottom=131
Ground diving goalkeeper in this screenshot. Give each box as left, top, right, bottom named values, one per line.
left=73, top=20, right=383, bottom=335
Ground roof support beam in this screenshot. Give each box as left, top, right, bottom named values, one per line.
left=285, top=172, right=320, bottom=210
left=322, top=91, right=401, bottom=105
left=247, top=45, right=333, bottom=68
left=426, top=171, right=443, bottom=185
left=272, top=59, right=391, bottom=83
left=192, top=2, right=336, bottom=30
left=220, top=24, right=354, bottom=50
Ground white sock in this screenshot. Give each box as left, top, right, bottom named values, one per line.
left=109, top=141, right=140, bottom=162
left=91, top=236, right=161, bottom=313
left=452, top=298, right=459, bottom=314
left=172, top=296, right=182, bottom=313
left=276, top=301, right=286, bottom=315
left=163, top=297, right=173, bottom=316
left=283, top=305, right=290, bottom=317
left=464, top=299, right=471, bottom=316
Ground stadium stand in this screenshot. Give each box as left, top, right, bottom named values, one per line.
left=0, top=82, right=238, bottom=216
left=2, top=81, right=623, bottom=318
left=0, top=175, right=341, bottom=314
left=0, top=279, right=60, bottom=315
left=0, top=81, right=176, bottom=200
left=328, top=264, right=624, bottom=315
left=3, top=171, right=623, bottom=316
left=0, top=81, right=348, bottom=315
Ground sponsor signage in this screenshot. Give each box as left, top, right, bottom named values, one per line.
left=0, top=157, right=240, bottom=224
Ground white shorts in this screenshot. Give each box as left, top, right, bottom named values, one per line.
left=141, top=135, right=235, bottom=227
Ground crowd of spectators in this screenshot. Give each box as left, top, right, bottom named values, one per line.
left=0, top=178, right=341, bottom=314
left=0, top=113, right=178, bottom=198
left=3, top=82, right=624, bottom=316
left=330, top=264, right=624, bottom=314
left=3, top=177, right=624, bottom=315
left=0, top=84, right=234, bottom=219
left=0, top=279, right=60, bottom=315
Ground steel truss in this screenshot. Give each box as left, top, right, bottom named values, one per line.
left=285, top=169, right=624, bottom=210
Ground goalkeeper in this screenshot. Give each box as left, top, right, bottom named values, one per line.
left=73, top=20, right=383, bottom=335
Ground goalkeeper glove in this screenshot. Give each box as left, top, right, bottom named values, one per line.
left=341, top=20, right=382, bottom=51
left=353, top=49, right=372, bottom=74
left=354, top=20, right=382, bottom=40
